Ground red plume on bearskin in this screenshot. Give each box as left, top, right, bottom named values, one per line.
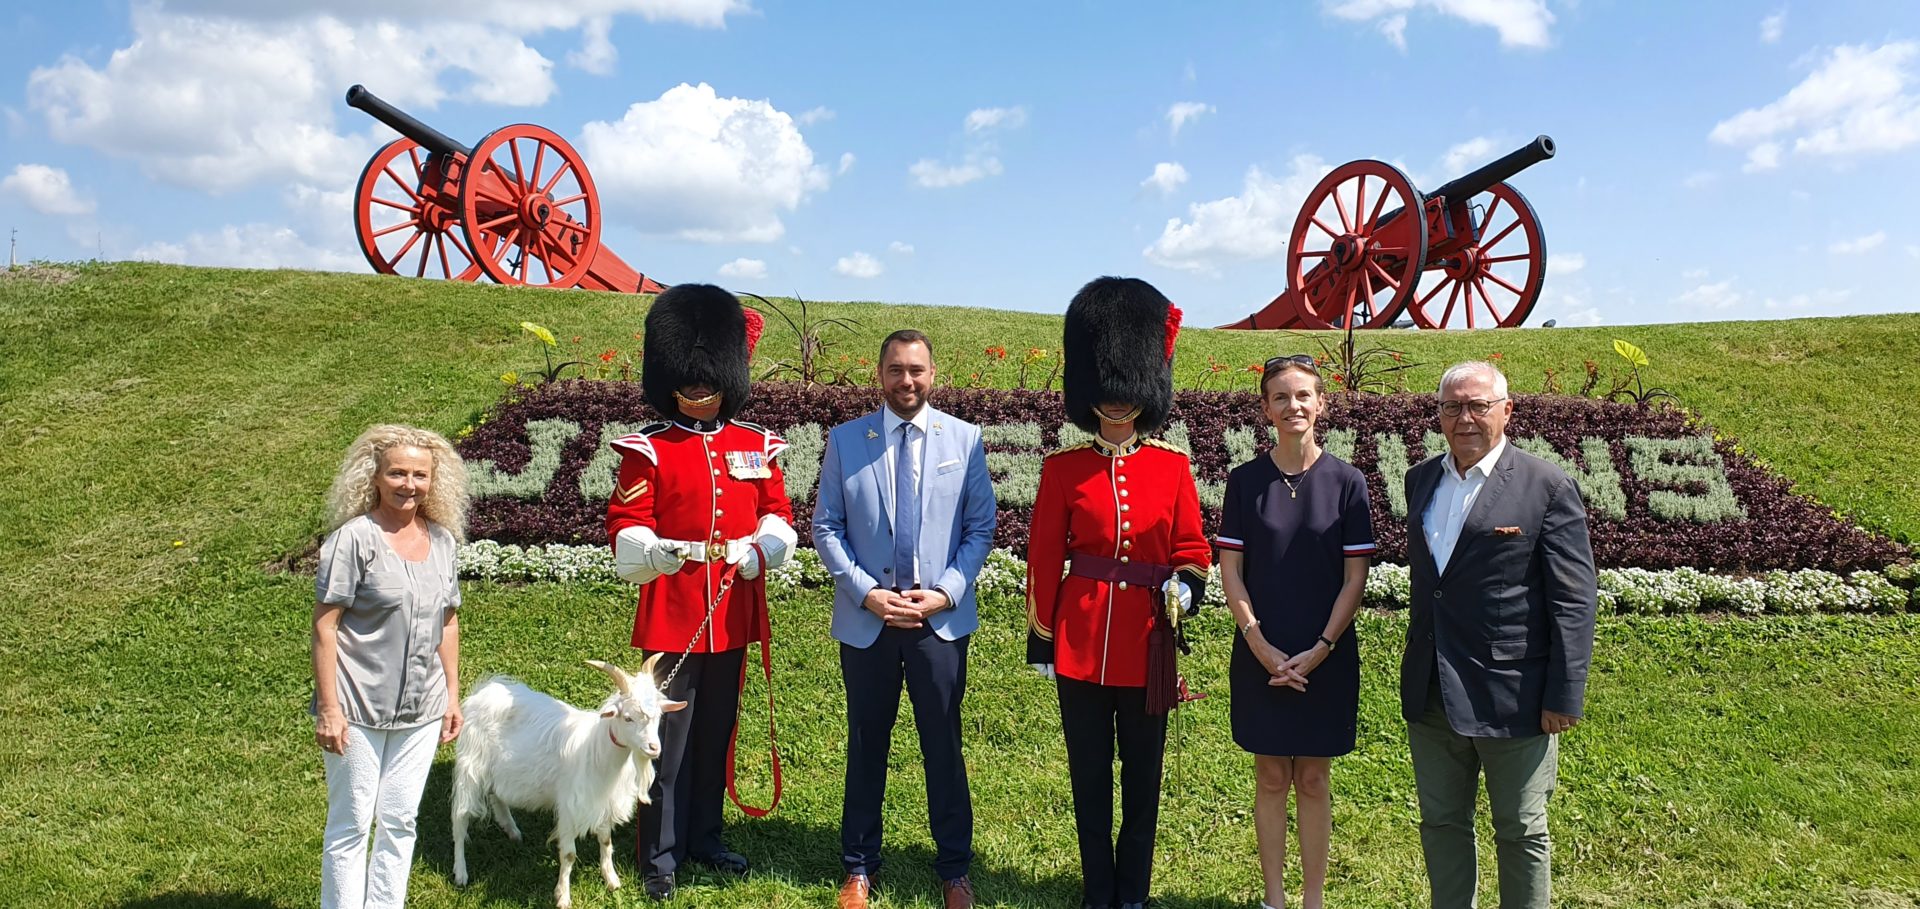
left=1062, top=276, right=1180, bottom=436
left=743, top=308, right=765, bottom=356
left=1163, top=304, right=1183, bottom=363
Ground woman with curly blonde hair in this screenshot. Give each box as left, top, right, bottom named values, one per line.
left=312, top=424, right=469, bottom=909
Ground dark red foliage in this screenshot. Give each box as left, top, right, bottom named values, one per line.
left=457, top=381, right=1906, bottom=572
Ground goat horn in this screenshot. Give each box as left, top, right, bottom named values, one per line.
left=640, top=652, right=665, bottom=678
left=583, top=659, right=633, bottom=697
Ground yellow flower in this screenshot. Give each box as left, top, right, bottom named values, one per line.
left=499, top=371, right=520, bottom=386
left=520, top=321, right=557, bottom=347
left=172, top=540, right=185, bottom=547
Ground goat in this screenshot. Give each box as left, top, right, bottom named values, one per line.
left=451, top=656, right=684, bottom=908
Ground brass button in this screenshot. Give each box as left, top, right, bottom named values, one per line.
left=715, top=508, right=724, bottom=516
left=1120, top=490, right=1129, bottom=498
left=1116, top=459, right=1125, bottom=466
left=712, top=468, right=721, bottom=476
left=1120, top=555, right=1130, bottom=563
left=1122, top=540, right=1132, bottom=549
left=713, top=530, right=724, bottom=539
left=1117, top=475, right=1127, bottom=483
left=1122, top=521, right=1131, bottom=531
left=710, top=451, right=719, bottom=458
left=1120, top=504, right=1130, bottom=512
left=1118, top=581, right=1129, bottom=591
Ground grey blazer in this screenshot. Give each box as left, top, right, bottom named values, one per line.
left=1402, top=443, right=1598, bottom=738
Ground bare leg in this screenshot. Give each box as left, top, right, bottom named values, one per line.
left=598, top=825, right=621, bottom=889
left=1293, top=757, right=1333, bottom=909
left=1255, top=754, right=1295, bottom=909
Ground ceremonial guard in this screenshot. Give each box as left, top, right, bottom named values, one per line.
left=1025, top=276, right=1212, bottom=909
left=606, top=284, right=798, bottom=902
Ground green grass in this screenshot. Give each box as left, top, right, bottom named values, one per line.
left=2, top=262, right=1918, bottom=908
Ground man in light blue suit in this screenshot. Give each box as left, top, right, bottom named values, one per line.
left=813, top=329, right=997, bottom=909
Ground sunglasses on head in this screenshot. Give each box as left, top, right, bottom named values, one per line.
left=1264, top=354, right=1318, bottom=372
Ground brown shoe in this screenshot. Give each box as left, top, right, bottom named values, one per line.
left=837, top=873, right=872, bottom=909
left=941, top=874, right=976, bottom=909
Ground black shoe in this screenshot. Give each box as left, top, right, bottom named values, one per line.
left=643, top=873, right=675, bottom=901
left=689, top=849, right=750, bottom=875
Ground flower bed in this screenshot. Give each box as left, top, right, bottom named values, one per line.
left=457, top=542, right=1920, bottom=616
left=455, top=381, right=1909, bottom=572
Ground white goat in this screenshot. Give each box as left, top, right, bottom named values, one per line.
left=451, top=656, right=684, bottom=909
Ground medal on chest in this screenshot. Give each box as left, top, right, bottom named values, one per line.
left=725, top=450, right=772, bottom=479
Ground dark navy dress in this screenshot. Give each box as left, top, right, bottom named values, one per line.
left=1217, top=452, right=1376, bottom=757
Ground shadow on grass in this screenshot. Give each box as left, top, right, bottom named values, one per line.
left=410, top=758, right=1246, bottom=908
left=113, top=897, right=280, bottom=909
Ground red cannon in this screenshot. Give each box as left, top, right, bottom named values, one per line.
left=1222, top=136, right=1555, bottom=330
left=346, top=85, right=667, bottom=293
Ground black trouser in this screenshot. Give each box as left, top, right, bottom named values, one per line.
left=1057, top=676, right=1168, bottom=907
left=839, top=626, right=973, bottom=880
left=638, top=648, right=745, bottom=877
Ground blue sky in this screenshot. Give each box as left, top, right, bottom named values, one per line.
left=3, top=0, right=1918, bottom=328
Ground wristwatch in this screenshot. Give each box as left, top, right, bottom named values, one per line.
left=1317, top=633, right=1337, bottom=651
left=1239, top=618, right=1261, bottom=637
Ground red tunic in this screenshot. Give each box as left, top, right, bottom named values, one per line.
left=1025, top=437, right=1211, bottom=687
left=605, top=420, right=793, bottom=653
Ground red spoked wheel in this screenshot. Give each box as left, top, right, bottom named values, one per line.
left=1406, top=181, right=1544, bottom=329
left=460, top=124, right=602, bottom=288
left=353, top=138, right=496, bottom=280
left=1287, top=160, right=1428, bottom=330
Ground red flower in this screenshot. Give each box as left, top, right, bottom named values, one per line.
left=600, top=349, right=618, bottom=363
left=1246, top=364, right=1264, bottom=372
left=985, top=345, right=1008, bottom=359
left=1489, top=352, right=1505, bottom=360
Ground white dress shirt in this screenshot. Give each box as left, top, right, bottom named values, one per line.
left=1424, top=435, right=1507, bottom=576
left=880, top=405, right=930, bottom=527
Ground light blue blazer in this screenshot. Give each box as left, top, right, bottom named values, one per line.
left=812, top=406, right=998, bottom=648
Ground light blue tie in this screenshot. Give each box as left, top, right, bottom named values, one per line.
left=892, top=422, right=921, bottom=588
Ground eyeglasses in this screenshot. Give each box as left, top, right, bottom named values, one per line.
left=1438, top=397, right=1508, bottom=418
left=1264, top=354, right=1318, bottom=372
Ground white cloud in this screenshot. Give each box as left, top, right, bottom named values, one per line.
left=838, top=151, right=856, bottom=175
left=1535, top=286, right=1603, bottom=326
left=888, top=241, right=914, bottom=255
left=1166, top=101, right=1214, bottom=139
left=1440, top=136, right=1497, bottom=175
left=1760, top=9, right=1785, bottom=44
left=1711, top=41, right=1920, bottom=169
left=965, top=106, right=1028, bottom=133
left=1324, top=0, right=1555, bottom=49
left=165, top=0, right=750, bottom=30
left=909, top=155, right=1003, bottom=188
left=1828, top=230, right=1886, bottom=254
left=1143, top=155, right=1332, bottom=274
left=132, top=222, right=363, bottom=271
left=797, top=106, right=835, bottom=126
left=1682, top=267, right=1710, bottom=280
left=1682, top=170, right=1718, bottom=189
left=718, top=257, right=767, bottom=279
left=1676, top=278, right=1743, bottom=309
left=834, top=251, right=883, bottom=278
left=567, top=16, right=617, bottom=74
left=1908, top=244, right=1920, bottom=259
left=581, top=82, right=829, bottom=243
left=1, top=163, right=96, bottom=215
left=1762, top=288, right=1851, bottom=311
left=1546, top=252, right=1585, bottom=276
left=1141, top=162, right=1189, bottom=194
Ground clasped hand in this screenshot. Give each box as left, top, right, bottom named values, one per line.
left=1248, top=634, right=1315, bottom=691
left=864, top=587, right=947, bottom=629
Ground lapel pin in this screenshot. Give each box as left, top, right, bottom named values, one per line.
left=866, top=428, right=879, bottom=439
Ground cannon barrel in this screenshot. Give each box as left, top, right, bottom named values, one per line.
left=346, top=84, right=471, bottom=158
left=1428, top=135, right=1554, bottom=205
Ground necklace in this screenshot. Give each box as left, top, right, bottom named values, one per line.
left=1279, top=472, right=1302, bottom=499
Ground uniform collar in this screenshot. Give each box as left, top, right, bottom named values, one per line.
left=674, top=418, right=726, bottom=435
left=1090, top=432, right=1142, bottom=457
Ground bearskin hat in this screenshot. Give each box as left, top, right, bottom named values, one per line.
left=1062, top=276, right=1182, bottom=435
left=641, top=284, right=763, bottom=423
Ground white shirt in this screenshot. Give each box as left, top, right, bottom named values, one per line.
left=1424, top=435, right=1507, bottom=576
left=879, top=405, right=930, bottom=527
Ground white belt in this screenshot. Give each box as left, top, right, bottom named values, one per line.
left=675, top=537, right=755, bottom=564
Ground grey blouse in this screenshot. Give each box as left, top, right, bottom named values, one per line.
left=313, top=514, right=461, bottom=729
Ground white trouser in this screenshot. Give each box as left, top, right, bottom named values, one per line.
left=321, top=719, right=439, bottom=909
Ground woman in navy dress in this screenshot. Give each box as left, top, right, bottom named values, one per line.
left=1216, top=355, right=1375, bottom=909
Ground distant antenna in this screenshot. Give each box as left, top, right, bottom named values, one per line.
left=8, top=228, right=16, bottom=270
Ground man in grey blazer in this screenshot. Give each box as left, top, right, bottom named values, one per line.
left=1402, top=360, right=1598, bottom=909
left=812, top=329, right=997, bottom=909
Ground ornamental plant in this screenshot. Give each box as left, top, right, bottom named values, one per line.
left=519, top=321, right=587, bottom=384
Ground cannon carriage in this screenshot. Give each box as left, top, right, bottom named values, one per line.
left=347, top=85, right=667, bottom=294
left=1223, top=135, right=1556, bottom=330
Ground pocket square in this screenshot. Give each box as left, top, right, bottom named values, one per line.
left=1495, top=526, right=1524, bottom=536
left=937, top=459, right=962, bottom=469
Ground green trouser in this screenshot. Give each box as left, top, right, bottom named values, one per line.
left=1408, top=688, right=1558, bottom=909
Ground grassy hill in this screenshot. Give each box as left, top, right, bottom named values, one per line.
left=2, top=262, right=1917, bottom=908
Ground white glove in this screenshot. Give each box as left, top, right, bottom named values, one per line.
left=751, top=514, right=797, bottom=576
left=736, top=544, right=763, bottom=580
left=614, top=526, right=689, bottom=584
left=1161, top=577, right=1193, bottom=615
left=1030, top=663, right=1056, bottom=680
